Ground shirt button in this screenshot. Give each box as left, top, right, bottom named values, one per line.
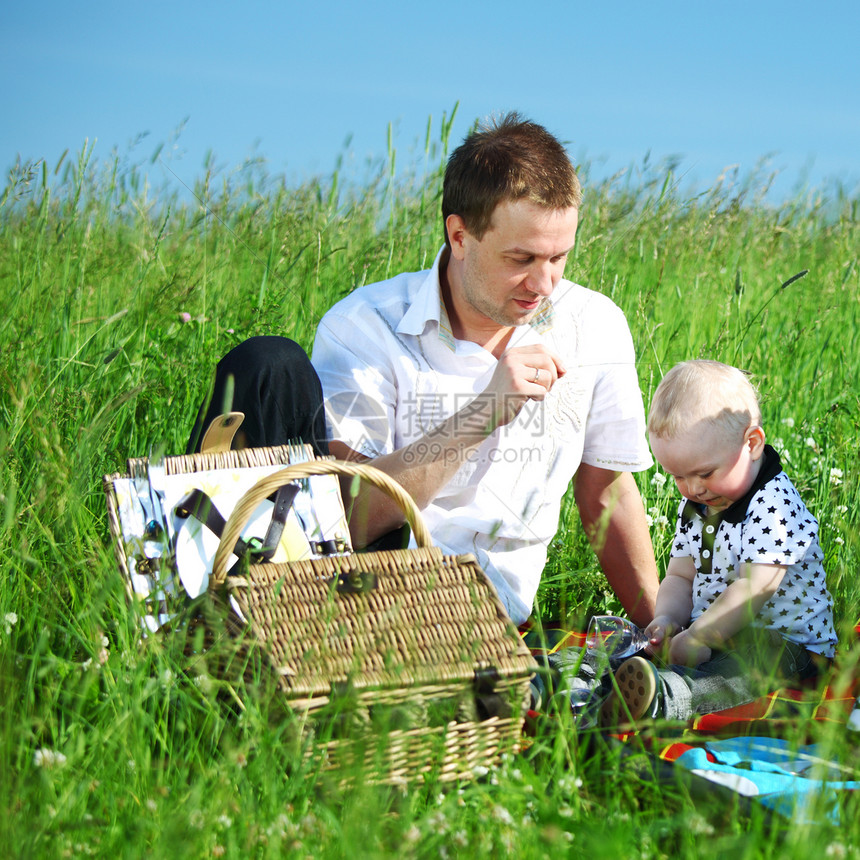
left=705, top=525, right=715, bottom=534
left=702, top=549, right=711, bottom=558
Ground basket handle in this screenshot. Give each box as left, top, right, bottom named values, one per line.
left=210, top=459, right=432, bottom=586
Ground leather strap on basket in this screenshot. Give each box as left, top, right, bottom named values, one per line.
left=175, top=483, right=299, bottom=564
left=210, top=460, right=432, bottom=587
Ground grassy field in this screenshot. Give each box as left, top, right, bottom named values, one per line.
left=1, top=120, right=858, bottom=858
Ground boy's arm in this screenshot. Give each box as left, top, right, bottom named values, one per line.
left=645, top=556, right=695, bottom=653
left=670, top=562, right=787, bottom=665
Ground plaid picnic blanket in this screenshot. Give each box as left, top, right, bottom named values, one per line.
left=519, top=622, right=859, bottom=735
left=520, top=622, right=860, bottom=824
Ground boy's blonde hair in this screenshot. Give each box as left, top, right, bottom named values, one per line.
left=648, top=360, right=762, bottom=442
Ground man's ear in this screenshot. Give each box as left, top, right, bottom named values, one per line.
left=446, top=214, right=468, bottom=260
left=746, top=425, right=766, bottom=459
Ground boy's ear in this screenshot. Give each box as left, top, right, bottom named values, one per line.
left=746, top=426, right=766, bottom=459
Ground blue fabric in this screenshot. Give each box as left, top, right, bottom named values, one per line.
left=675, top=737, right=860, bottom=824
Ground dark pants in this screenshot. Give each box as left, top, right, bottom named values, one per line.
left=186, top=336, right=329, bottom=457
left=186, top=336, right=409, bottom=551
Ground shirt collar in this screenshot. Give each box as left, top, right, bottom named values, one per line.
left=396, top=247, right=457, bottom=347
left=680, top=444, right=783, bottom=527
left=395, top=246, right=557, bottom=349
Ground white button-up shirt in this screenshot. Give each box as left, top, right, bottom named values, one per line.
left=312, top=249, right=651, bottom=623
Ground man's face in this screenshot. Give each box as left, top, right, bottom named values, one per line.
left=449, top=199, right=579, bottom=331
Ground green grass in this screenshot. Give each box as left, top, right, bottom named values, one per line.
left=1, top=117, right=858, bottom=858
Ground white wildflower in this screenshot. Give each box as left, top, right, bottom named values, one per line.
left=656, top=515, right=669, bottom=529
left=689, top=813, right=714, bottom=835
left=558, top=774, right=583, bottom=793
left=645, top=514, right=654, bottom=528
left=829, top=468, right=843, bottom=486
left=651, top=472, right=667, bottom=489
left=805, top=436, right=817, bottom=450
left=146, top=798, right=157, bottom=812
left=834, top=537, right=845, bottom=546
left=825, top=843, right=847, bottom=859
left=404, top=825, right=421, bottom=844
left=648, top=505, right=660, bottom=517
left=472, top=764, right=489, bottom=778
left=491, top=805, right=514, bottom=826
left=4, top=612, right=17, bottom=635
left=189, top=809, right=205, bottom=829
left=34, top=748, right=67, bottom=769
left=299, top=812, right=320, bottom=835
left=267, top=813, right=295, bottom=839
left=193, top=674, right=213, bottom=695
left=428, top=811, right=448, bottom=832
left=837, top=505, right=848, bottom=515
left=217, top=814, right=233, bottom=829
left=781, top=417, right=795, bottom=429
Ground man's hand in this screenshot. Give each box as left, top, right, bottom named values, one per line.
left=477, top=344, right=566, bottom=429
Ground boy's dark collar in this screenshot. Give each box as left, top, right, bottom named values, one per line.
left=680, top=444, right=783, bottom=526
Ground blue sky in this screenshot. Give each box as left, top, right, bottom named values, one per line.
left=3, top=1, right=858, bottom=202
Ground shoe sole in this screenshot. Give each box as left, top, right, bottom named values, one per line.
left=601, top=656, right=657, bottom=726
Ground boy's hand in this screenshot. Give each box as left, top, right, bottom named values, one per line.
left=644, top=614, right=681, bottom=657
left=667, top=629, right=712, bottom=667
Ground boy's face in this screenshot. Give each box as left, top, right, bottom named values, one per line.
left=649, top=424, right=766, bottom=514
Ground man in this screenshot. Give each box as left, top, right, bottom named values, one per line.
left=310, top=113, right=658, bottom=626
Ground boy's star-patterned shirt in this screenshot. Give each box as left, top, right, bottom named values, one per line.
left=670, top=445, right=837, bottom=658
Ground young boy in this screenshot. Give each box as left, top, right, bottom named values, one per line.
left=605, top=360, right=837, bottom=723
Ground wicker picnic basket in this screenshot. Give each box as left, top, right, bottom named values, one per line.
left=104, top=448, right=538, bottom=784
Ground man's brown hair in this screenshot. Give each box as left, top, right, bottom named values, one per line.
left=442, top=112, right=582, bottom=246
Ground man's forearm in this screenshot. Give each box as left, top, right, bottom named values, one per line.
left=575, top=467, right=659, bottom=627
left=332, top=395, right=499, bottom=545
